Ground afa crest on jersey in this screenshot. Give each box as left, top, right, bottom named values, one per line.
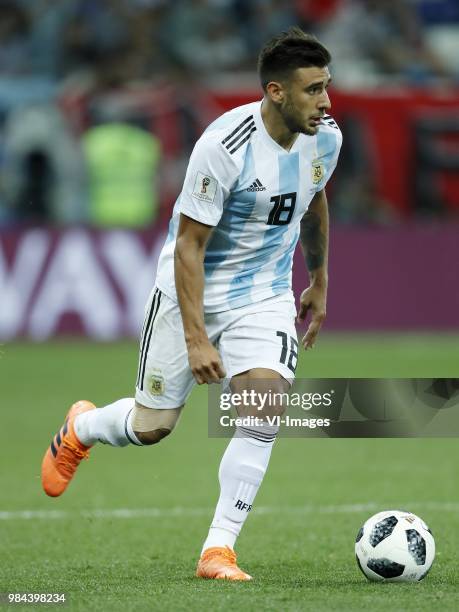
left=311, top=159, right=324, bottom=185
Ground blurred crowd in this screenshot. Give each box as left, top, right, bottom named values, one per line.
left=2, top=0, right=458, bottom=86
left=0, top=0, right=458, bottom=227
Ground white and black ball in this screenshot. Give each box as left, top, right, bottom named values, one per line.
left=355, top=510, right=435, bottom=582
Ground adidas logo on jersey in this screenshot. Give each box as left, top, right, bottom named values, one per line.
left=247, top=178, right=266, bottom=192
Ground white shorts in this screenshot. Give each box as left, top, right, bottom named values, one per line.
left=135, top=288, right=299, bottom=409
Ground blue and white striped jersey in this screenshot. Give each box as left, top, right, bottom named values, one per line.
left=155, top=100, right=342, bottom=312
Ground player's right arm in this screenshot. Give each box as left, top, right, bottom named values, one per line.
left=173, top=129, right=238, bottom=384
left=175, top=214, right=225, bottom=384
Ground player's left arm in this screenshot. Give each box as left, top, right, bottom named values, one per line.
left=297, top=188, right=329, bottom=350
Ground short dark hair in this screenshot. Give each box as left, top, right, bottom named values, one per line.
left=257, top=27, right=331, bottom=91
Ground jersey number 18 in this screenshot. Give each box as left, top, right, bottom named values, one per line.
left=267, top=192, right=297, bottom=226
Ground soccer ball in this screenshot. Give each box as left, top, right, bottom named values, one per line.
left=355, top=510, right=435, bottom=582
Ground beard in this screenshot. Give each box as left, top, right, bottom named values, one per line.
left=276, top=97, right=317, bottom=136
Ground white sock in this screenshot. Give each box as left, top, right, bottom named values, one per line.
left=201, top=424, right=277, bottom=554
left=74, top=398, right=142, bottom=447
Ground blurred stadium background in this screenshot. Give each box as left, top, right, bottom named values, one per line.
left=1, top=0, right=458, bottom=338
left=1, top=1, right=459, bottom=609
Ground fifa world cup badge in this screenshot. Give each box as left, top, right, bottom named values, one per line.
left=201, top=177, right=210, bottom=193
left=149, top=371, right=165, bottom=395
left=192, top=172, right=217, bottom=203
left=311, top=159, right=324, bottom=185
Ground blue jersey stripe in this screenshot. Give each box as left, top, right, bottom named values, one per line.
left=205, top=143, right=257, bottom=279
left=269, top=153, right=300, bottom=292
left=225, top=142, right=267, bottom=307
left=226, top=152, right=300, bottom=307
left=271, top=227, right=299, bottom=293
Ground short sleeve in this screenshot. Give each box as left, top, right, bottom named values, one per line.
left=177, top=134, right=237, bottom=226
left=315, top=127, right=343, bottom=192
left=325, top=129, right=342, bottom=186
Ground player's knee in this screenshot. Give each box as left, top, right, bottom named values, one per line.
left=134, top=428, right=172, bottom=445
left=268, top=379, right=289, bottom=416
left=131, top=403, right=182, bottom=446
left=231, top=370, right=290, bottom=417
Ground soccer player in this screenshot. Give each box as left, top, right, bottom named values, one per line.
left=41, top=27, right=342, bottom=581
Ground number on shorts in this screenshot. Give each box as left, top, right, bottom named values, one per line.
left=276, top=331, right=298, bottom=373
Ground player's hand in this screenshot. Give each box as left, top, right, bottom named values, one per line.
left=187, top=339, right=226, bottom=384
left=297, top=284, right=327, bottom=350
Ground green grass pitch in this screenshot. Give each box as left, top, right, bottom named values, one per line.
left=1, top=333, right=458, bottom=611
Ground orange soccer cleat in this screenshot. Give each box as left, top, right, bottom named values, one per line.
left=41, top=400, right=95, bottom=497
left=196, top=546, right=252, bottom=581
